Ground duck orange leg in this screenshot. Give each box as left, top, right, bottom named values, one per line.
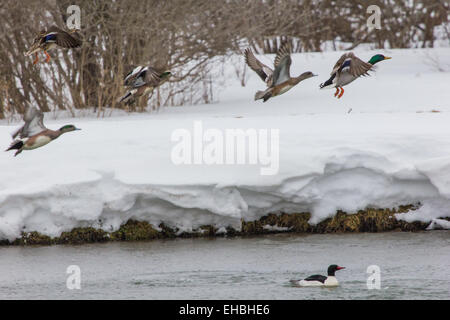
left=33, top=53, right=39, bottom=65
left=44, top=51, right=51, bottom=63
left=334, top=87, right=340, bottom=97
left=338, top=87, right=344, bottom=99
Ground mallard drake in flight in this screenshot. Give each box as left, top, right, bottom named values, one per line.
left=244, top=43, right=317, bottom=102
left=118, top=66, right=172, bottom=104
left=6, top=103, right=80, bottom=156
left=25, top=25, right=82, bottom=64
left=319, top=52, right=391, bottom=98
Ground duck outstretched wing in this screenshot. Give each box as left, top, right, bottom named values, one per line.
left=244, top=48, right=273, bottom=85
left=330, top=53, right=350, bottom=75
left=124, top=66, right=146, bottom=86
left=141, top=67, right=164, bottom=87
left=332, top=52, right=373, bottom=78
left=12, top=102, right=46, bottom=139
left=272, top=43, right=292, bottom=86
left=124, top=66, right=162, bottom=88
left=348, top=53, right=373, bottom=77
left=274, top=42, right=292, bottom=68
left=46, top=25, right=82, bottom=49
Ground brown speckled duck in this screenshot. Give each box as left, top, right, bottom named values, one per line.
left=244, top=43, right=317, bottom=102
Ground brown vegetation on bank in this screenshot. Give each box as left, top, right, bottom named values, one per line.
left=0, top=206, right=430, bottom=246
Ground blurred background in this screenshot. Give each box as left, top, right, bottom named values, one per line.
left=0, top=0, right=448, bottom=119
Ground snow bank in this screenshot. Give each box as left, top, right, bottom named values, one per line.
left=1, top=48, right=450, bottom=241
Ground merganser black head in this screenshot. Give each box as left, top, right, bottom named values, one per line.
left=328, top=264, right=345, bottom=276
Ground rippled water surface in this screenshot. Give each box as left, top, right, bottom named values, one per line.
left=0, top=231, right=449, bottom=299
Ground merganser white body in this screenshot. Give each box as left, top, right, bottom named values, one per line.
left=290, top=265, right=345, bottom=287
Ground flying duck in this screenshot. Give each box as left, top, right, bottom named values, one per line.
left=319, top=52, right=391, bottom=98
left=118, top=65, right=172, bottom=104
left=290, top=265, right=345, bottom=287
left=244, top=43, right=317, bottom=102
left=25, top=25, right=82, bottom=64
left=6, top=102, right=80, bottom=156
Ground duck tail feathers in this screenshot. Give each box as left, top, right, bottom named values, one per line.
left=118, top=89, right=136, bottom=103
left=6, top=140, right=24, bottom=156
left=254, top=90, right=266, bottom=101
left=6, top=140, right=23, bottom=151
left=319, top=73, right=336, bottom=89
left=255, top=89, right=272, bottom=102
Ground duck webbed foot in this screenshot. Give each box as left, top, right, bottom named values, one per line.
left=337, top=87, right=344, bottom=99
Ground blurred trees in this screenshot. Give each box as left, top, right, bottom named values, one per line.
left=0, top=0, right=448, bottom=119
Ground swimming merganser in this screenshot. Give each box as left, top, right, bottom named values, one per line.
left=290, top=265, right=345, bottom=287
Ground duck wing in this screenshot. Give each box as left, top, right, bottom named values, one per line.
left=330, top=53, right=350, bottom=75
left=12, top=102, right=46, bottom=139
left=304, top=274, right=327, bottom=283
left=272, top=43, right=292, bottom=86
left=142, top=67, right=164, bottom=86
left=244, top=48, right=273, bottom=86
left=348, top=53, right=373, bottom=77
left=126, top=66, right=163, bottom=89
left=46, top=25, right=82, bottom=49
left=332, top=52, right=373, bottom=78
left=274, top=42, right=292, bottom=68
left=124, top=66, right=146, bottom=86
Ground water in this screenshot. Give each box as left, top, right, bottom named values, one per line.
left=0, top=231, right=448, bottom=299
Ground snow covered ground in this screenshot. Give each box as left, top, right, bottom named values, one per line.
left=1, top=48, right=450, bottom=241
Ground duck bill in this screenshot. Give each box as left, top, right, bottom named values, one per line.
left=384, top=56, right=392, bottom=60
left=336, top=266, right=345, bottom=270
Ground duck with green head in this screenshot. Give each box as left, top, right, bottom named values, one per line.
left=6, top=103, right=81, bottom=157
left=119, top=65, right=172, bottom=104
left=319, top=52, right=391, bottom=98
